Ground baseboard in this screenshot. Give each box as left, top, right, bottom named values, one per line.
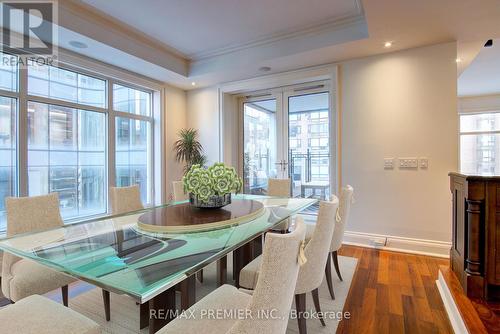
left=436, top=270, right=469, bottom=334
left=342, top=231, right=451, bottom=258
left=298, top=215, right=451, bottom=258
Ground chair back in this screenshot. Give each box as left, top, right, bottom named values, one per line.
left=228, top=217, right=306, bottom=334
left=172, top=181, right=188, bottom=201
left=267, top=178, right=291, bottom=197
left=3, top=193, right=64, bottom=297
left=5, top=193, right=63, bottom=237
left=331, top=185, right=354, bottom=252
left=110, top=185, right=144, bottom=215
left=295, top=196, right=339, bottom=294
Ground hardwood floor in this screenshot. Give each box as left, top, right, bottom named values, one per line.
left=336, top=245, right=453, bottom=334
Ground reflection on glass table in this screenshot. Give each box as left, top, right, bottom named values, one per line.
left=0, top=194, right=316, bottom=303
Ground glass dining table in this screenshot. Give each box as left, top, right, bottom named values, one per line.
left=0, top=194, right=317, bottom=333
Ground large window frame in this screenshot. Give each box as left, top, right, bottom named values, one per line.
left=0, top=54, right=157, bottom=229
left=459, top=111, right=500, bottom=175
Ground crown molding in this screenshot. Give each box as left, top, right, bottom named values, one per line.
left=190, top=0, right=364, bottom=61
left=58, top=0, right=189, bottom=76
left=62, top=0, right=188, bottom=59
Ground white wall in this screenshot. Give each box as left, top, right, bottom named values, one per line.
left=186, top=87, right=221, bottom=164
left=184, top=42, right=458, bottom=247
left=164, top=85, right=188, bottom=200
left=340, top=42, right=458, bottom=242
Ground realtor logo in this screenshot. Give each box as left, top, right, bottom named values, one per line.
left=0, top=0, right=57, bottom=57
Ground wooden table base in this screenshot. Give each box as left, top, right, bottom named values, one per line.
left=139, top=274, right=197, bottom=334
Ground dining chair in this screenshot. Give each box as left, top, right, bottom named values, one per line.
left=305, top=185, right=354, bottom=299
left=2, top=193, right=76, bottom=306
left=105, top=185, right=145, bottom=320
left=0, top=294, right=100, bottom=333
left=109, top=185, right=144, bottom=215
left=172, top=180, right=188, bottom=201
left=157, top=217, right=307, bottom=334
left=267, top=178, right=291, bottom=197
left=239, top=197, right=339, bottom=334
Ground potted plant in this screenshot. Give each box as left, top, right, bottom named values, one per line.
left=183, top=162, right=243, bottom=208
left=173, top=128, right=207, bottom=174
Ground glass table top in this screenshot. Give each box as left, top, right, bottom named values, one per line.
left=0, top=194, right=317, bottom=303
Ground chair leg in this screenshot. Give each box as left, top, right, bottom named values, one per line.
left=61, top=285, right=68, bottom=307
left=295, top=293, right=307, bottom=334
left=325, top=255, right=335, bottom=300
left=102, top=289, right=111, bottom=321
left=332, top=250, right=343, bottom=281
left=196, top=269, right=204, bottom=283
left=311, top=288, right=326, bottom=326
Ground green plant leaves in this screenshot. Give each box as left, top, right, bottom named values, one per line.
left=183, top=162, right=243, bottom=203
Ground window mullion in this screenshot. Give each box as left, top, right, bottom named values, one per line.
left=107, top=79, right=116, bottom=214
left=18, top=66, right=28, bottom=197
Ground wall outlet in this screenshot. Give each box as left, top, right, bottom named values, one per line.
left=371, top=237, right=387, bottom=247
left=420, top=157, right=429, bottom=169
left=384, top=158, right=394, bottom=169
left=399, top=157, right=418, bottom=169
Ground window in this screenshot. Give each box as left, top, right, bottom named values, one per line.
left=308, top=123, right=328, bottom=134
left=28, top=65, right=106, bottom=108
left=113, top=84, right=153, bottom=204
left=0, top=97, right=17, bottom=228
left=289, top=138, right=301, bottom=149
left=27, top=102, right=106, bottom=219
left=308, top=137, right=328, bottom=149
left=0, top=56, right=156, bottom=231
left=115, top=117, right=151, bottom=204
left=113, top=84, right=151, bottom=116
left=460, top=113, right=500, bottom=175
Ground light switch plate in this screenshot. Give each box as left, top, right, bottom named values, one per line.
left=384, top=158, right=394, bottom=169
left=420, top=157, right=428, bottom=169
left=399, top=157, right=418, bottom=168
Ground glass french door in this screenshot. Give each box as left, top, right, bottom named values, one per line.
left=241, top=84, right=333, bottom=214
left=242, top=96, right=283, bottom=194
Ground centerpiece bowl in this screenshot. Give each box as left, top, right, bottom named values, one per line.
left=183, top=162, right=242, bottom=209
left=189, top=193, right=231, bottom=209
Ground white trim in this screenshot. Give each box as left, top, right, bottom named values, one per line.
left=190, top=9, right=365, bottom=60
left=341, top=230, right=451, bottom=258
left=299, top=215, right=451, bottom=257
left=436, top=271, right=468, bottom=334
left=458, top=93, right=500, bottom=114
left=56, top=48, right=164, bottom=92
left=219, top=64, right=338, bottom=94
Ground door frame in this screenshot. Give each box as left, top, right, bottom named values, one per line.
left=237, top=80, right=337, bottom=197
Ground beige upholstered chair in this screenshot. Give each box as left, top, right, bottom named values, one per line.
left=305, top=185, right=354, bottom=299
left=172, top=181, right=188, bottom=201
left=0, top=294, right=100, bottom=333
left=109, top=185, right=144, bottom=215
left=105, top=185, right=145, bottom=320
left=267, top=178, right=292, bottom=232
left=267, top=178, right=291, bottom=197
left=2, top=193, right=76, bottom=305
left=157, top=217, right=307, bottom=334
left=239, top=197, right=339, bottom=334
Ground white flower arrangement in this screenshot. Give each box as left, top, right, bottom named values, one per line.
left=183, top=162, right=242, bottom=203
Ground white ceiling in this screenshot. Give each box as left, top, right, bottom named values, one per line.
left=13, top=0, right=500, bottom=89
left=81, top=0, right=361, bottom=59
left=458, top=39, right=500, bottom=96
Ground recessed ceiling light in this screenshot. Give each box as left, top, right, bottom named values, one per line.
left=69, top=40, right=88, bottom=49
left=191, top=82, right=196, bottom=86
left=484, top=39, right=493, bottom=47
left=384, top=41, right=392, bottom=48
left=455, top=58, right=462, bottom=63
left=259, top=66, right=271, bottom=72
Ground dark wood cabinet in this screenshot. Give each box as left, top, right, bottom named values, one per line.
left=450, top=172, right=500, bottom=301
